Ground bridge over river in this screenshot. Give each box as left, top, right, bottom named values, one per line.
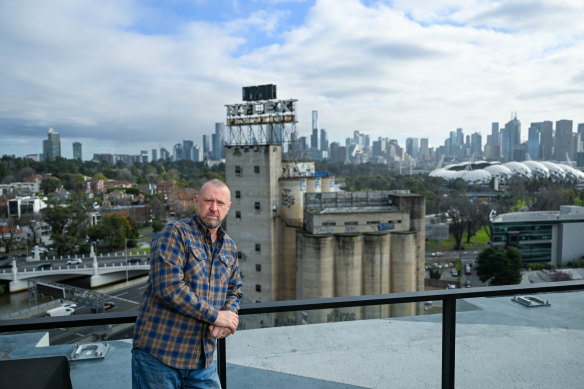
left=0, top=251, right=150, bottom=293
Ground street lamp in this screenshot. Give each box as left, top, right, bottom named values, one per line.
left=124, top=238, right=141, bottom=283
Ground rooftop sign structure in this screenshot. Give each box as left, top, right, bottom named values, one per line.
left=225, top=84, right=298, bottom=148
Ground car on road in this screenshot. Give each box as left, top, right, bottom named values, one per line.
left=46, top=306, right=75, bottom=317
left=67, top=258, right=83, bottom=265
left=431, top=252, right=444, bottom=257
left=465, top=264, right=472, bottom=274
left=465, top=280, right=472, bottom=288
left=451, top=268, right=458, bottom=277
left=36, top=262, right=52, bottom=270
left=91, top=301, right=116, bottom=313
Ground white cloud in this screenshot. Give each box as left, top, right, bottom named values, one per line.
left=1, top=0, right=583, bottom=158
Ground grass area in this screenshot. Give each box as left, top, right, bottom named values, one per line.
left=426, top=227, right=490, bottom=252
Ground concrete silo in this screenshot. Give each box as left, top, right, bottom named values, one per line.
left=333, top=234, right=363, bottom=321
left=390, top=231, right=417, bottom=317
left=362, top=232, right=391, bottom=319
left=390, top=194, right=426, bottom=292
left=296, top=233, right=334, bottom=324
left=276, top=219, right=297, bottom=301
left=306, top=177, right=321, bottom=193
left=279, top=177, right=306, bottom=227
left=320, top=176, right=335, bottom=193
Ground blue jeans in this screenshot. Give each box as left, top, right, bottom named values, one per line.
left=132, top=348, right=221, bottom=389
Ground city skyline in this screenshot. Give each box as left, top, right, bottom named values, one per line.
left=2, top=1, right=584, bottom=158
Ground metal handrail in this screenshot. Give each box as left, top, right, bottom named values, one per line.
left=1, top=280, right=584, bottom=388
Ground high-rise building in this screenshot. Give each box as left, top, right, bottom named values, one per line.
left=311, top=111, right=319, bottom=150
left=214, top=122, right=225, bottom=160
left=491, top=123, right=499, bottom=145
left=202, top=134, right=210, bottom=158
left=419, top=138, right=429, bottom=161
left=470, top=132, right=482, bottom=157
left=73, top=142, right=82, bottom=160
left=183, top=140, right=194, bottom=162
left=192, top=145, right=203, bottom=162
left=527, top=125, right=540, bottom=160
left=555, top=119, right=573, bottom=161
left=502, top=115, right=521, bottom=162
left=140, top=150, right=148, bottom=163
left=405, top=138, right=419, bottom=158
left=151, top=149, right=157, bottom=162
left=312, top=110, right=318, bottom=132
left=43, top=128, right=61, bottom=161
left=173, top=143, right=183, bottom=161
left=160, top=147, right=170, bottom=161
left=577, top=123, right=584, bottom=154
left=320, top=129, right=328, bottom=152
left=537, top=121, right=554, bottom=160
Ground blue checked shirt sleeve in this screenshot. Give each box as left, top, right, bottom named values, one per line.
left=149, top=223, right=219, bottom=324
left=222, top=240, right=243, bottom=313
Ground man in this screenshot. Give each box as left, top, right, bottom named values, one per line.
left=132, top=179, right=242, bottom=388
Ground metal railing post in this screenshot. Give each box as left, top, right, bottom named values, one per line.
left=217, top=337, right=227, bottom=388
left=442, top=296, right=456, bottom=389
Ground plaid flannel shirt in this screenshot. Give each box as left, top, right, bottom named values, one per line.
left=133, top=214, right=242, bottom=369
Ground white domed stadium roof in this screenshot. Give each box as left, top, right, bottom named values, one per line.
left=503, top=162, right=532, bottom=179
left=484, top=164, right=513, bottom=181
left=539, top=161, right=566, bottom=181
left=462, top=169, right=492, bottom=185
left=522, top=161, right=550, bottom=179
left=429, top=160, right=583, bottom=184
left=559, top=164, right=584, bottom=182
left=429, top=168, right=465, bottom=181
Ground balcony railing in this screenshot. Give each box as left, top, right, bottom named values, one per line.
left=1, top=280, right=583, bottom=388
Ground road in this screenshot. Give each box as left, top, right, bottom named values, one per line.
left=45, top=280, right=148, bottom=345
left=425, top=250, right=485, bottom=288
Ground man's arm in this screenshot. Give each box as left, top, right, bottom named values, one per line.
left=149, top=223, right=219, bottom=324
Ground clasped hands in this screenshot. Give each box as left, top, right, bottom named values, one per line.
left=209, top=310, right=239, bottom=339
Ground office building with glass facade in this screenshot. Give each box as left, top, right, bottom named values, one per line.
left=491, top=206, right=584, bottom=265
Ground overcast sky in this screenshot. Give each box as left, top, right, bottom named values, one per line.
left=1, top=0, right=584, bottom=160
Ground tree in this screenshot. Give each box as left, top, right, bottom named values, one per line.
left=0, top=217, right=21, bottom=254
left=42, top=193, right=91, bottom=255
left=476, top=246, right=523, bottom=285
left=439, top=192, right=469, bottom=250
left=89, top=212, right=140, bottom=252
left=530, top=188, right=575, bottom=211
left=40, top=177, right=61, bottom=195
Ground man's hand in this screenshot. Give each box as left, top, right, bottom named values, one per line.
left=209, top=324, right=233, bottom=338
left=213, top=310, right=239, bottom=333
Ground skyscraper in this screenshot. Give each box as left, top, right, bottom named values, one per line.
left=555, top=119, right=573, bottom=161
left=214, top=122, right=225, bottom=159
left=502, top=115, right=521, bottom=162
left=160, top=147, right=170, bottom=161
left=43, top=128, right=61, bottom=161
left=73, top=142, right=82, bottom=160
left=151, top=149, right=157, bottom=162
left=527, top=124, right=540, bottom=160
left=537, top=121, right=554, bottom=160
left=470, top=132, right=482, bottom=157
left=183, top=140, right=194, bottom=161
left=202, top=134, right=210, bottom=158
left=419, top=138, right=429, bottom=160
left=173, top=143, right=183, bottom=161
left=319, top=128, right=328, bottom=152
left=405, top=138, right=419, bottom=158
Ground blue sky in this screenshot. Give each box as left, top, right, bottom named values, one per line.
left=1, top=0, right=584, bottom=160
